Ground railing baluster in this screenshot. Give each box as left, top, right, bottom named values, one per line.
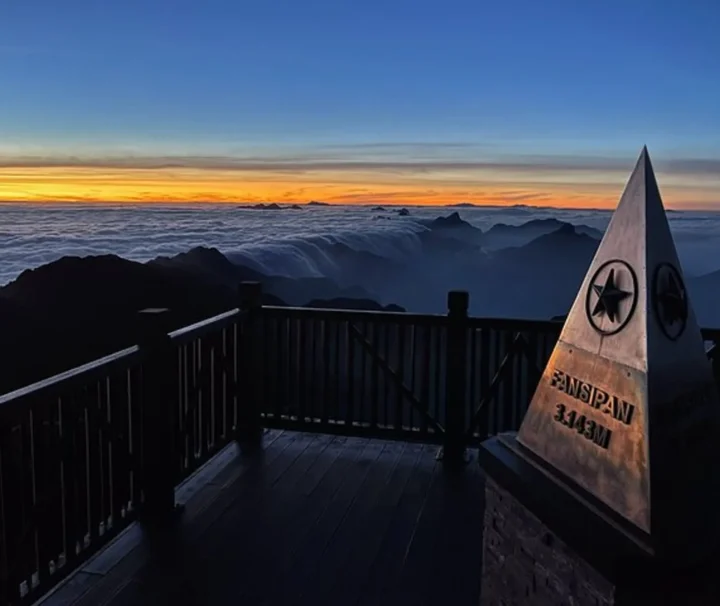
left=309, top=318, right=318, bottom=423
left=58, top=394, right=78, bottom=573
left=34, top=394, right=63, bottom=588
left=433, top=324, right=443, bottom=435
left=19, top=405, right=37, bottom=599
left=288, top=317, right=297, bottom=419
left=298, top=318, right=308, bottom=423
left=504, top=331, right=517, bottom=431
left=334, top=316, right=342, bottom=424
left=394, top=323, right=405, bottom=437
left=420, top=325, right=431, bottom=440
left=407, top=325, right=417, bottom=433
left=322, top=319, right=331, bottom=428
left=186, top=341, right=199, bottom=473
left=370, top=323, right=379, bottom=430
left=345, top=320, right=355, bottom=429
left=85, top=381, right=103, bottom=545
left=180, top=344, right=190, bottom=475
left=358, top=320, right=368, bottom=427
left=199, top=336, right=212, bottom=459
left=97, top=379, right=112, bottom=540
left=0, top=425, right=11, bottom=605
left=109, top=371, right=131, bottom=527
left=228, top=323, right=238, bottom=437
left=210, top=332, right=224, bottom=451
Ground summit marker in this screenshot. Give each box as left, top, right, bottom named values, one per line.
left=479, top=148, right=720, bottom=605
left=517, top=146, right=720, bottom=556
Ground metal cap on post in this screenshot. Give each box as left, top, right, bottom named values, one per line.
left=439, top=290, right=470, bottom=467
left=137, top=308, right=182, bottom=524
left=236, top=282, right=264, bottom=452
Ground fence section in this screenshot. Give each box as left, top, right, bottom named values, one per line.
left=1, top=283, right=719, bottom=604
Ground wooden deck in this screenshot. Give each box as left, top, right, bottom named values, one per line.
left=40, top=430, right=486, bottom=606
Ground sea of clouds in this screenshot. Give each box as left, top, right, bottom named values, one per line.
left=2, top=203, right=720, bottom=288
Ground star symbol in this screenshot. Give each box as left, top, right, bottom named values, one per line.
left=657, top=270, right=686, bottom=326
left=591, top=268, right=631, bottom=323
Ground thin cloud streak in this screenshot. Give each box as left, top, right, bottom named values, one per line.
left=2, top=153, right=720, bottom=177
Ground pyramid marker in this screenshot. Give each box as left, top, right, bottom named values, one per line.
left=517, top=147, right=720, bottom=557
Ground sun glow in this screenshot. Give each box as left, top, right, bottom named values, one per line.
left=1, top=159, right=718, bottom=209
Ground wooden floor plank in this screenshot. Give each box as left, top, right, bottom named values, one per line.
left=57, top=432, right=486, bottom=606
left=281, top=439, right=390, bottom=606
left=298, top=439, right=410, bottom=606
left=354, top=442, right=438, bottom=606
left=328, top=441, right=426, bottom=606
left=259, top=436, right=374, bottom=605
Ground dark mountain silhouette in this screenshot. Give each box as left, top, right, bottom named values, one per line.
left=418, top=212, right=483, bottom=250
left=0, top=249, right=404, bottom=394
left=427, top=211, right=473, bottom=229
left=150, top=246, right=264, bottom=284
left=239, top=203, right=302, bottom=210
left=152, top=246, right=373, bottom=305
left=467, top=225, right=600, bottom=319
left=497, top=223, right=598, bottom=262
left=397, top=208, right=410, bottom=216
left=484, top=218, right=602, bottom=249
left=307, top=201, right=329, bottom=206
left=371, top=206, right=386, bottom=211
left=323, top=243, right=404, bottom=292
left=305, top=298, right=405, bottom=312
left=0, top=255, right=246, bottom=394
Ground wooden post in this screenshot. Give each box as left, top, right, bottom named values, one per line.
left=440, top=290, right=469, bottom=467
left=711, top=341, right=720, bottom=389
left=236, top=282, right=264, bottom=452
left=137, top=308, right=181, bottom=522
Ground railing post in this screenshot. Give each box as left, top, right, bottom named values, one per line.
left=440, top=290, right=470, bottom=467
left=711, top=341, right=720, bottom=389
left=236, top=281, right=264, bottom=452
left=137, top=308, right=181, bottom=522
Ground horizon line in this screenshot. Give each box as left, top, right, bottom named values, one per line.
left=1, top=199, right=715, bottom=212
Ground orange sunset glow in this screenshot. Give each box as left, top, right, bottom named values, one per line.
left=1, top=160, right=719, bottom=208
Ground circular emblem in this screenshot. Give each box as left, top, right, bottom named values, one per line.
left=652, top=263, right=688, bottom=341
left=585, top=259, right=638, bottom=336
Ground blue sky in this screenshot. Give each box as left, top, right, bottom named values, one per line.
left=1, top=0, right=719, bottom=205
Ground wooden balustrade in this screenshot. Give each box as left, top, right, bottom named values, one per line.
left=0, top=281, right=719, bottom=604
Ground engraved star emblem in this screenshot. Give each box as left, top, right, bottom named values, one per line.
left=656, top=271, right=686, bottom=326
left=591, top=268, right=631, bottom=323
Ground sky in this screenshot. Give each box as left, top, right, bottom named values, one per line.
left=1, top=0, right=719, bottom=208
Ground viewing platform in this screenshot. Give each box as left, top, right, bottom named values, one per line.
left=42, top=431, right=484, bottom=606
left=2, top=282, right=720, bottom=606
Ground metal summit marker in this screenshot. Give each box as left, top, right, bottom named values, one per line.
left=517, top=146, right=720, bottom=557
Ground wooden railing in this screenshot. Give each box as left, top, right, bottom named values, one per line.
left=0, top=298, right=257, bottom=606
left=1, top=280, right=719, bottom=605
left=257, top=297, right=562, bottom=454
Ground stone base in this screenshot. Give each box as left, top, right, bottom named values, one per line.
left=478, top=434, right=720, bottom=606
left=482, top=478, right=616, bottom=605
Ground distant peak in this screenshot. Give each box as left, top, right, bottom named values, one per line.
left=555, top=222, right=576, bottom=235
